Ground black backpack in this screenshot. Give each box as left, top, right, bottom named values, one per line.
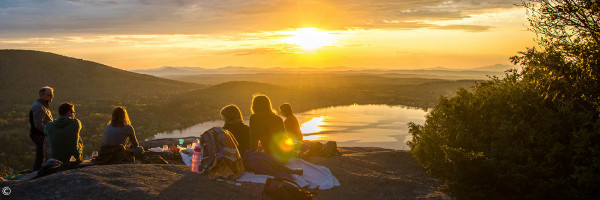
left=322, top=141, right=341, bottom=157
left=262, top=177, right=314, bottom=200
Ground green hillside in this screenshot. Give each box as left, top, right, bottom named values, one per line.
left=0, top=50, right=200, bottom=104
left=0, top=50, right=202, bottom=176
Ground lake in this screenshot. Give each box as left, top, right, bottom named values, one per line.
left=151, top=104, right=428, bottom=150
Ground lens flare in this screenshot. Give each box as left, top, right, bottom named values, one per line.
left=279, top=137, right=294, bottom=153
left=285, top=138, right=294, bottom=146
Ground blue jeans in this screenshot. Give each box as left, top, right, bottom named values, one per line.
left=30, top=133, right=45, bottom=171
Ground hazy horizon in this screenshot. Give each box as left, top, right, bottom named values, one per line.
left=0, top=0, right=536, bottom=70
left=131, top=63, right=513, bottom=71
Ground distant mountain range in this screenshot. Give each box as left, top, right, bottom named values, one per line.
left=132, top=64, right=518, bottom=80
left=132, top=66, right=354, bottom=76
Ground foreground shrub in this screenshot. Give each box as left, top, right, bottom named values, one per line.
left=408, top=71, right=600, bottom=199
left=409, top=1, right=600, bottom=198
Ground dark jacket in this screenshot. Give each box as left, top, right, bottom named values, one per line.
left=44, top=116, right=82, bottom=163
left=249, top=113, right=285, bottom=155
left=223, top=119, right=251, bottom=156
left=29, top=99, right=53, bottom=136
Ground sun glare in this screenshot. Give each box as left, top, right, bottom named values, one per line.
left=281, top=28, right=338, bottom=50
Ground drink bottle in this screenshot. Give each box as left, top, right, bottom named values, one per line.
left=190, top=145, right=202, bottom=173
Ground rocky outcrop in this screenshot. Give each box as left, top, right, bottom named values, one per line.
left=0, top=147, right=452, bottom=200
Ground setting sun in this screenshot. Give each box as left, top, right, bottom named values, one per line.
left=281, top=28, right=339, bottom=51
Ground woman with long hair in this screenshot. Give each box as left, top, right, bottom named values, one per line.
left=221, top=104, right=251, bottom=156
left=102, top=107, right=139, bottom=149
left=249, top=95, right=290, bottom=158
left=243, top=95, right=304, bottom=177
left=94, top=106, right=142, bottom=164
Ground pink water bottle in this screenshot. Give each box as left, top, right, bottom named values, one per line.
left=190, top=145, right=202, bottom=173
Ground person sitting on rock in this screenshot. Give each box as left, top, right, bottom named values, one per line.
left=221, top=104, right=251, bottom=157
left=102, top=107, right=142, bottom=155
left=94, top=107, right=140, bottom=165
left=279, top=103, right=303, bottom=142
left=44, top=103, right=83, bottom=163
left=250, top=95, right=295, bottom=162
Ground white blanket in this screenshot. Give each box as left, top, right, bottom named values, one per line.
left=235, top=158, right=340, bottom=190
left=181, top=152, right=193, bottom=166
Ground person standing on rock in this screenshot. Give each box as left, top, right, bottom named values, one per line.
left=29, top=86, right=54, bottom=171
left=45, top=103, right=83, bottom=163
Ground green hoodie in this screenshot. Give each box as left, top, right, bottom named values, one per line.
left=44, top=116, right=83, bottom=163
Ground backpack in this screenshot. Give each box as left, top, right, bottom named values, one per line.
left=199, top=127, right=245, bottom=179
left=300, top=141, right=342, bottom=158
left=322, top=141, right=341, bottom=157
left=263, top=177, right=314, bottom=200
left=301, top=141, right=323, bottom=158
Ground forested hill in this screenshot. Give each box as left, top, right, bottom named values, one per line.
left=0, top=49, right=478, bottom=177
left=0, top=50, right=200, bottom=104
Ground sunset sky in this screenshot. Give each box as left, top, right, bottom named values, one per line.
left=0, top=0, right=536, bottom=70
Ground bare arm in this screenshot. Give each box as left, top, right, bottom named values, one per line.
left=128, top=125, right=139, bottom=148
left=76, top=119, right=83, bottom=147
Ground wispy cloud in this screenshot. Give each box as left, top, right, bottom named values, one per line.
left=0, top=0, right=532, bottom=70
left=435, top=25, right=493, bottom=32
left=0, top=0, right=521, bottom=37
left=216, top=47, right=291, bottom=56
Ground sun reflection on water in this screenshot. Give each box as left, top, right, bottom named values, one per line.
left=301, top=116, right=326, bottom=133
left=300, top=116, right=327, bottom=140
